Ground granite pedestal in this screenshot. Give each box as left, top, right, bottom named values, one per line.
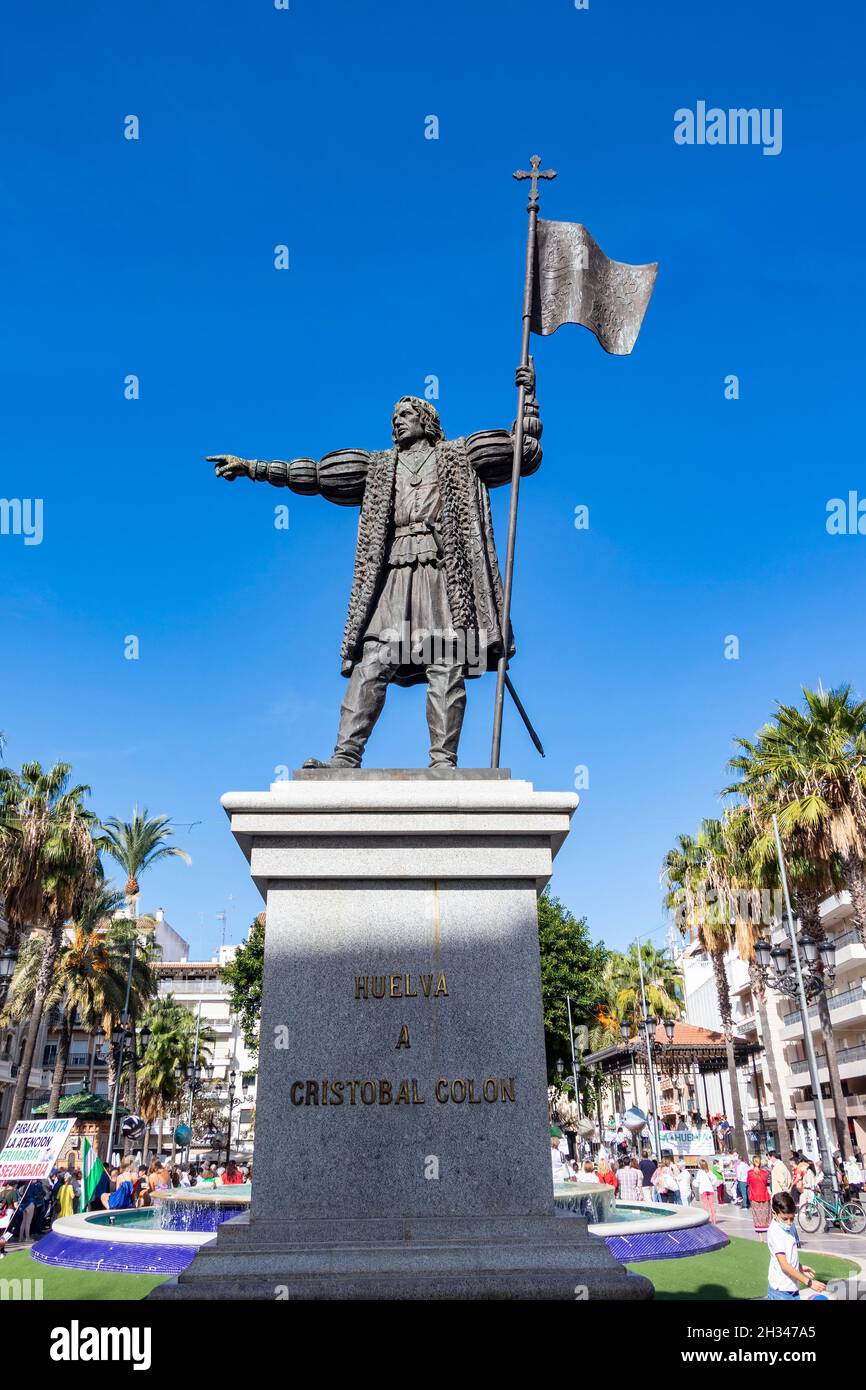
left=150, top=771, right=651, bottom=1300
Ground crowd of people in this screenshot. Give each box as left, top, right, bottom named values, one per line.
left=551, top=1132, right=866, bottom=1239
left=0, top=1154, right=251, bottom=1254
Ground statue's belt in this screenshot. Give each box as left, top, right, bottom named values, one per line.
left=388, top=520, right=443, bottom=568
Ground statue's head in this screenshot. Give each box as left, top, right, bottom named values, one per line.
left=391, top=396, right=443, bottom=447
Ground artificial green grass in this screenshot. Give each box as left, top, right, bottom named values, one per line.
left=0, top=1249, right=167, bottom=1301
left=627, top=1234, right=860, bottom=1301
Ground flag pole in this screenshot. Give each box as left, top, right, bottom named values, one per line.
left=490, top=155, right=556, bottom=768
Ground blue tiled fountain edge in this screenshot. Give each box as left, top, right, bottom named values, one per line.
left=605, top=1222, right=730, bottom=1262
left=31, top=1232, right=199, bottom=1277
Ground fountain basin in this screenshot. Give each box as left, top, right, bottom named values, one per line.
left=31, top=1184, right=252, bottom=1277
left=31, top=1180, right=726, bottom=1275
left=553, top=1182, right=729, bottom=1262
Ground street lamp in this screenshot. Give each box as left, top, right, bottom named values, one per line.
left=663, top=1017, right=676, bottom=1045
left=637, top=1006, right=663, bottom=1159
left=178, top=1056, right=216, bottom=1157
left=225, top=1068, right=238, bottom=1162
left=754, top=938, right=773, bottom=973
left=767, top=814, right=841, bottom=1199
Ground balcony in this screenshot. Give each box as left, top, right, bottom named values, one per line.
left=781, top=982, right=866, bottom=1036
left=794, top=1095, right=866, bottom=1119
left=157, top=977, right=226, bottom=995
left=788, top=1041, right=866, bottom=1080
left=829, top=927, right=866, bottom=977
left=0, top=1059, right=52, bottom=1090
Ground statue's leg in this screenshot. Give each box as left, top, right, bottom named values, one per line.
left=330, top=643, right=394, bottom=766
left=426, top=662, right=466, bottom=768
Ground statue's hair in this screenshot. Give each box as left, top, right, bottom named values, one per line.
left=392, top=396, right=444, bottom=444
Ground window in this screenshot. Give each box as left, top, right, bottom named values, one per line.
left=42, top=1043, right=58, bottom=1067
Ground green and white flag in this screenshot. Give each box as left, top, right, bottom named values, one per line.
left=81, top=1136, right=106, bottom=1207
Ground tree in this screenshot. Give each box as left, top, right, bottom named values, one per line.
left=608, top=942, right=683, bottom=1027
left=99, top=806, right=191, bottom=913
left=662, top=821, right=748, bottom=1157
left=705, top=807, right=793, bottom=1168
left=0, top=762, right=99, bottom=1128
left=537, top=890, right=608, bottom=1083
left=100, top=915, right=160, bottom=1129
left=137, top=995, right=213, bottom=1155
left=220, top=915, right=265, bottom=1054
left=724, top=686, right=865, bottom=1155
left=0, top=886, right=137, bottom=1117
left=99, top=807, right=190, bottom=1113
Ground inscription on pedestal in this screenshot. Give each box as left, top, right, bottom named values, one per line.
left=286, top=970, right=516, bottom=1109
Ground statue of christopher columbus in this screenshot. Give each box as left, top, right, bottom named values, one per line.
left=209, top=363, right=541, bottom=768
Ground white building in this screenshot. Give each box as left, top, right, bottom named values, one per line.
left=678, top=891, right=866, bottom=1158
left=153, top=936, right=257, bottom=1156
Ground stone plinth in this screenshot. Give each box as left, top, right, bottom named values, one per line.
left=150, top=772, right=651, bottom=1300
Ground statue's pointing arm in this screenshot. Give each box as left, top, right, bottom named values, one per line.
left=209, top=450, right=370, bottom=507
left=465, top=362, right=542, bottom=488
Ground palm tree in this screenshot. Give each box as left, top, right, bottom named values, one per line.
left=724, top=688, right=863, bottom=1155
left=610, top=942, right=683, bottom=1026
left=728, top=685, right=866, bottom=944
left=99, top=915, right=159, bottom=1125
left=46, top=887, right=137, bottom=1116
left=0, top=762, right=99, bottom=1128
left=98, top=808, right=190, bottom=1115
left=590, top=944, right=683, bottom=1116
left=99, top=808, right=191, bottom=916
left=0, top=887, right=136, bottom=1117
left=137, top=996, right=213, bottom=1155
left=709, top=807, right=794, bottom=1168
left=662, top=821, right=748, bottom=1156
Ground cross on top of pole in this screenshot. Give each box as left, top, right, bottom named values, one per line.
left=513, top=153, right=557, bottom=209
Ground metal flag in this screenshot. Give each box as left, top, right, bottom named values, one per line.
left=530, top=219, right=658, bottom=355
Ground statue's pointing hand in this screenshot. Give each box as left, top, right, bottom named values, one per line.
left=208, top=454, right=252, bottom=481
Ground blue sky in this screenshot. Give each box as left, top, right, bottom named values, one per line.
left=1, top=0, right=864, bottom=959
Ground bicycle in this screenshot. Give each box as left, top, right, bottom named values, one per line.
left=796, top=1189, right=866, bottom=1236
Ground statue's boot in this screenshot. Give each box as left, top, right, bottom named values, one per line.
left=304, top=645, right=392, bottom=769
left=426, top=662, right=466, bottom=768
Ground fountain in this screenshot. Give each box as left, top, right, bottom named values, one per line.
left=31, top=1184, right=252, bottom=1277
left=552, top=1177, right=729, bottom=1262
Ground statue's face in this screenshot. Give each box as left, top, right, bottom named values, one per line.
left=392, top=402, right=426, bottom=447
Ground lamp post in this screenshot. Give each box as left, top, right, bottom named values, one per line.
left=619, top=1019, right=639, bottom=1153
left=751, top=1051, right=766, bottom=1156
left=635, top=935, right=663, bottom=1159
left=175, top=1056, right=215, bottom=1162
left=764, top=814, right=839, bottom=1198
left=565, top=994, right=583, bottom=1118
left=225, top=1069, right=237, bottom=1163
left=103, top=1019, right=150, bottom=1163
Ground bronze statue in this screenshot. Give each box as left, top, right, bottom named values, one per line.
left=209, top=364, right=541, bottom=768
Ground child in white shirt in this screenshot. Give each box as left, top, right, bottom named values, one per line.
left=767, top=1192, right=826, bottom=1299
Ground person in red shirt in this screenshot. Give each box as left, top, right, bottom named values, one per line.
left=747, top=1154, right=772, bottom=1240
left=220, top=1159, right=244, bottom=1185
left=597, top=1158, right=617, bottom=1189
